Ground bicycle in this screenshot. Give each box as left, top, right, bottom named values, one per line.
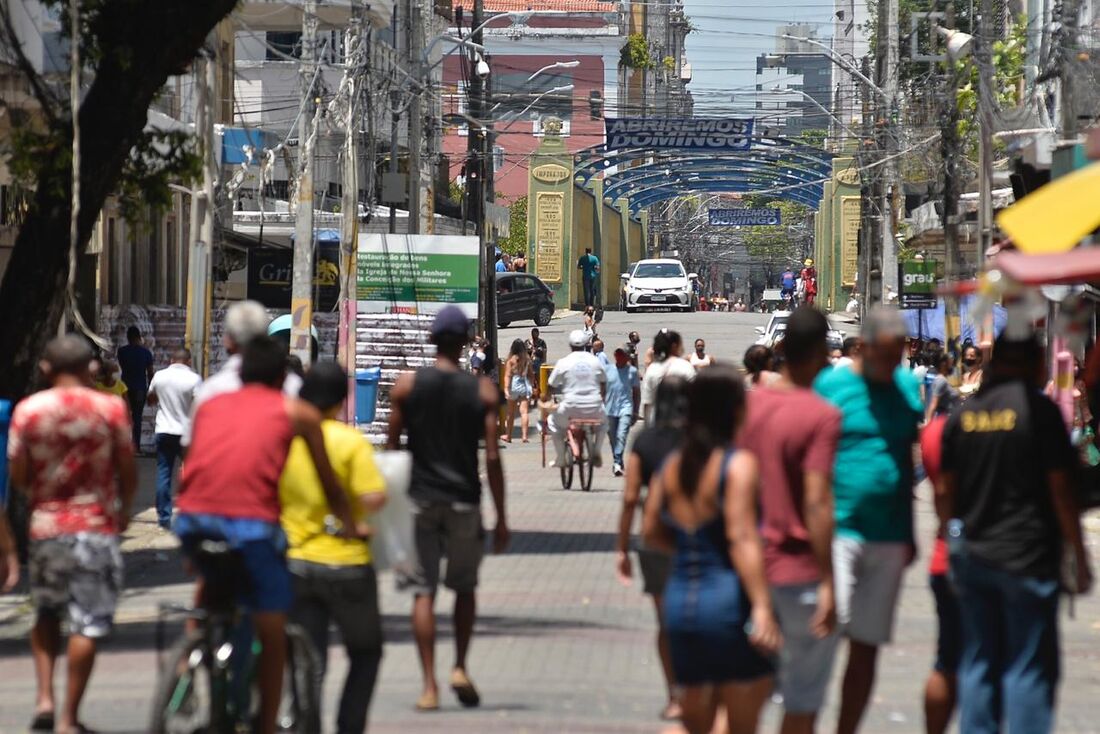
left=148, top=538, right=321, bottom=734
left=558, top=419, right=601, bottom=492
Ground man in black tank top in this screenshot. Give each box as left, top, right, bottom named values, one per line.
left=387, top=306, right=509, bottom=712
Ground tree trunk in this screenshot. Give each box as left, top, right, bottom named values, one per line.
left=0, top=0, right=238, bottom=400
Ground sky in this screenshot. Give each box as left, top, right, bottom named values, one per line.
left=681, top=0, right=837, bottom=116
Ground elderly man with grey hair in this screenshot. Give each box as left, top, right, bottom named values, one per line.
left=183, top=300, right=302, bottom=446
left=813, top=307, right=924, bottom=734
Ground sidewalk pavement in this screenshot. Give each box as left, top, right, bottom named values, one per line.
left=3, top=447, right=1100, bottom=732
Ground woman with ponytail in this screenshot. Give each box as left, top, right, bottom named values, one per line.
left=640, top=329, right=696, bottom=424
left=643, top=367, right=780, bottom=734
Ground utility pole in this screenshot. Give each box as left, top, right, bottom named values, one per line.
left=468, top=0, right=488, bottom=335
left=975, top=0, right=996, bottom=256
left=858, top=55, right=875, bottom=317
left=292, top=0, right=319, bottom=367
left=339, top=3, right=363, bottom=416
left=878, top=0, right=900, bottom=300
left=184, top=47, right=217, bottom=377
left=408, top=0, right=423, bottom=234
left=1061, top=0, right=1081, bottom=141
left=942, top=3, right=963, bottom=342
left=482, top=51, right=497, bottom=347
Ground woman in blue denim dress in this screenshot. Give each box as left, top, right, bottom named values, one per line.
left=643, top=367, right=780, bottom=734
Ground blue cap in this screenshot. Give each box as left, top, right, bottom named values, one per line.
left=431, top=306, right=470, bottom=339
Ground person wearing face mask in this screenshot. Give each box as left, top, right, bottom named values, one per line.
left=958, top=344, right=984, bottom=401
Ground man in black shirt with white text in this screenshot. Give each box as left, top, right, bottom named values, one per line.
left=939, top=335, right=1092, bottom=734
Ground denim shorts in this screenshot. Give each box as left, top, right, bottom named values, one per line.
left=175, top=514, right=292, bottom=613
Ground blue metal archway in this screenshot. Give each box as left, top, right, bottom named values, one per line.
left=573, top=132, right=834, bottom=212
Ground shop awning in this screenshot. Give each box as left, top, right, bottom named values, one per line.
left=994, top=248, right=1100, bottom=286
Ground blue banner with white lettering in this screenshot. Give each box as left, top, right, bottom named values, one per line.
left=708, top=208, right=781, bottom=226
left=605, top=118, right=754, bottom=151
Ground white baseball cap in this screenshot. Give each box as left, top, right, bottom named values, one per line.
left=568, top=330, right=589, bottom=347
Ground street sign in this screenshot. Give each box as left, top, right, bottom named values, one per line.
left=708, top=208, right=781, bottom=226
left=899, top=259, right=938, bottom=310
left=604, top=117, right=754, bottom=151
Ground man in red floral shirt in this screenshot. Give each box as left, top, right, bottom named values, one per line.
left=8, top=335, right=136, bottom=734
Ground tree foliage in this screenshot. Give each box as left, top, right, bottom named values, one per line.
left=497, top=195, right=528, bottom=255
left=739, top=198, right=811, bottom=283
left=0, top=0, right=238, bottom=398
left=620, top=34, right=654, bottom=70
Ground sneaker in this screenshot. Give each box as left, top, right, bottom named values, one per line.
left=613, top=463, right=623, bottom=477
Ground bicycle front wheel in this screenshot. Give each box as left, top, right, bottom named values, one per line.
left=149, top=630, right=217, bottom=734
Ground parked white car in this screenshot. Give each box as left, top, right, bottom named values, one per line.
left=620, top=259, right=697, bottom=313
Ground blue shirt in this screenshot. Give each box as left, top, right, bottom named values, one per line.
left=578, top=253, right=600, bottom=280
left=814, top=365, right=922, bottom=543
left=117, top=343, right=154, bottom=392
left=495, top=260, right=507, bottom=272
left=603, top=361, right=639, bottom=417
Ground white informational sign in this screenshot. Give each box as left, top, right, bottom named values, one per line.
left=356, top=234, right=480, bottom=318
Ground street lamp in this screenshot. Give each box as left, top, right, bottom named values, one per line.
left=766, top=85, right=861, bottom=141
left=489, top=84, right=574, bottom=122
left=527, top=60, right=579, bottom=81
left=936, top=26, right=974, bottom=60
left=781, top=34, right=889, bottom=102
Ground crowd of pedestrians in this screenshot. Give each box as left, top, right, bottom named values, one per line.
left=1, top=298, right=1098, bottom=734
left=616, top=306, right=1097, bottom=734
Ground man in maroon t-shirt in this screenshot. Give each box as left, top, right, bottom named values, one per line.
left=740, top=307, right=841, bottom=734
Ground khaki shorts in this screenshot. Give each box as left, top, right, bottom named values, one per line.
left=833, top=537, right=909, bottom=645
left=30, top=533, right=123, bottom=639
left=406, top=501, right=485, bottom=596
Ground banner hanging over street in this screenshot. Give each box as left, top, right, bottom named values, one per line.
left=605, top=118, right=754, bottom=151
left=357, top=235, right=480, bottom=318
left=708, top=208, right=781, bottom=226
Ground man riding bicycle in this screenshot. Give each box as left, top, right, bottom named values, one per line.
left=175, top=336, right=361, bottom=734
left=781, top=267, right=798, bottom=307
left=547, top=330, right=608, bottom=469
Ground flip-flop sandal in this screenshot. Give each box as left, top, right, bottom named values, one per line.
left=415, top=691, right=439, bottom=712
left=29, top=712, right=54, bottom=732
left=450, top=669, right=481, bottom=708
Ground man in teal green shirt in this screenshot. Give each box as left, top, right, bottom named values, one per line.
left=814, top=308, right=922, bottom=734
left=577, top=248, right=600, bottom=308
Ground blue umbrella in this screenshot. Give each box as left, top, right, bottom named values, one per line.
left=900, top=296, right=1007, bottom=343
left=268, top=314, right=320, bottom=340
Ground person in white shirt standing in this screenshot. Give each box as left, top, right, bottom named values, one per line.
left=148, top=348, right=202, bottom=529
left=547, top=330, right=608, bottom=468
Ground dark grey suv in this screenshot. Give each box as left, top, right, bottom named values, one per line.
left=496, top=272, right=555, bottom=328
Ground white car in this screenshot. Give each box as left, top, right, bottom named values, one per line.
left=621, top=259, right=697, bottom=313
left=754, top=311, right=791, bottom=348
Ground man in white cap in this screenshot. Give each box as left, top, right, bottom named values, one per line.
left=546, top=330, right=608, bottom=467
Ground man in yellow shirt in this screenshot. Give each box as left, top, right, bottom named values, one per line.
left=279, top=362, right=386, bottom=734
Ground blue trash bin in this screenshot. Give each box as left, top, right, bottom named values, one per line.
left=0, top=400, right=11, bottom=508
left=355, top=368, right=382, bottom=425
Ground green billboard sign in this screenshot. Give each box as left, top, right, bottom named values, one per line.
left=899, top=260, right=938, bottom=310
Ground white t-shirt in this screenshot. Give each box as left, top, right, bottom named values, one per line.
left=548, top=351, right=607, bottom=410
left=689, top=353, right=714, bottom=370
left=641, top=356, right=696, bottom=414
left=148, top=364, right=202, bottom=436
